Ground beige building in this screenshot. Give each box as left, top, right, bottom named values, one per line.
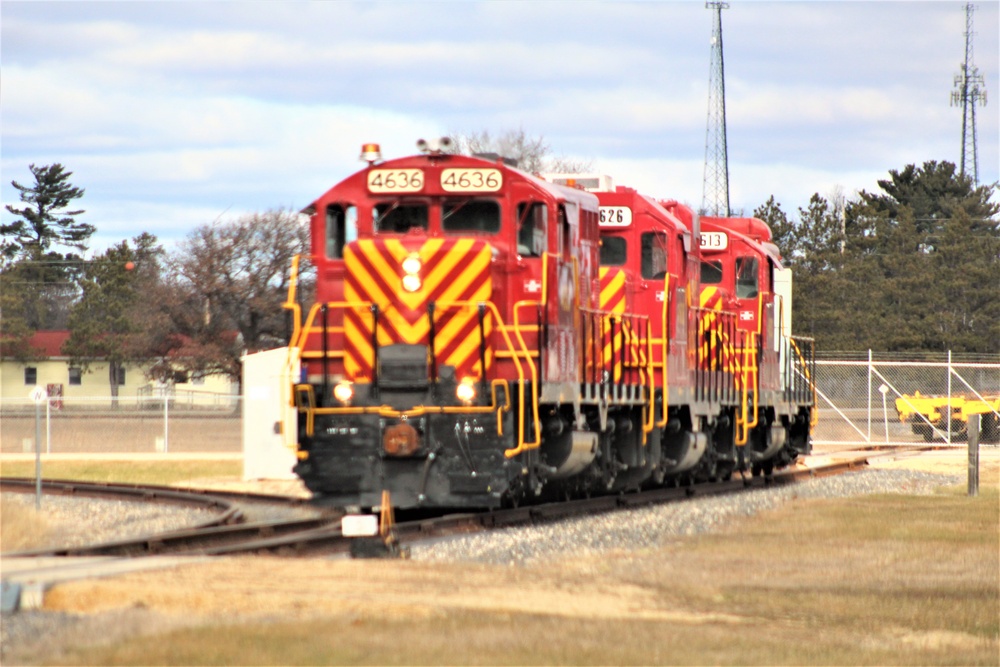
left=0, top=330, right=236, bottom=406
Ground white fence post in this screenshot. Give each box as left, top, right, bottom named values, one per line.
left=947, top=350, right=953, bottom=446
left=46, top=398, right=51, bottom=454
left=867, top=349, right=873, bottom=442
left=163, top=392, right=170, bottom=453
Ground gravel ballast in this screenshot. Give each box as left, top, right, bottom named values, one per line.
left=410, top=468, right=961, bottom=566
left=2, top=493, right=221, bottom=551
left=2, top=468, right=961, bottom=558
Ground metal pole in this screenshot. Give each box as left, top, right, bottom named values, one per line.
left=882, top=391, right=889, bottom=444
left=947, top=350, right=953, bottom=446
left=878, top=383, right=890, bottom=445
left=35, top=401, right=42, bottom=510
left=867, top=349, right=873, bottom=442
left=164, top=390, right=170, bottom=453
left=968, top=413, right=980, bottom=497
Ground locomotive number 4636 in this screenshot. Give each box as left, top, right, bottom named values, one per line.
left=441, top=168, right=502, bottom=192
left=367, top=169, right=425, bottom=193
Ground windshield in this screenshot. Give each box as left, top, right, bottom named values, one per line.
left=442, top=199, right=501, bottom=233
left=701, top=260, right=723, bottom=284
left=599, top=236, right=627, bottom=266
left=374, top=203, right=428, bottom=233
left=735, top=256, right=759, bottom=298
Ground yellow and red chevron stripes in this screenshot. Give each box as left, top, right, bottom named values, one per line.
left=699, top=285, right=723, bottom=312
left=598, top=267, right=627, bottom=380
left=344, top=238, right=493, bottom=382
left=599, top=267, right=626, bottom=315
left=697, top=286, right=732, bottom=372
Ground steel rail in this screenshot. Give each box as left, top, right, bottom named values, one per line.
left=1, top=448, right=915, bottom=560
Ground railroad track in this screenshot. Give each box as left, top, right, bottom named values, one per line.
left=4, top=449, right=881, bottom=560
left=0, top=448, right=912, bottom=611
left=0, top=477, right=339, bottom=558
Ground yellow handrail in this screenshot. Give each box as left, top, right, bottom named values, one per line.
left=655, top=274, right=670, bottom=428
left=735, top=331, right=760, bottom=446
left=293, top=296, right=539, bottom=456
left=282, top=254, right=303, bottom=344
left=789, top=337, right=819, bottom=429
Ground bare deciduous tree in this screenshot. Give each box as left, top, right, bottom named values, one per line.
left=162, top=209, right=312, bottom=381
left=449, top=127, right=593, bottom=174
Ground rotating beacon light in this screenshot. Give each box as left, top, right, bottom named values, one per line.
left=401, top=253, right=422, bottom=293
left=360, top=143, right=382, bottom=165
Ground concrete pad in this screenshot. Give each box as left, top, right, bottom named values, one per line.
left=1, top=555, right=211, bottom=611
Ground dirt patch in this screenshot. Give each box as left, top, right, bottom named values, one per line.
left=43, top=558, right=737, bottom=625
left=865, top=446, right=1000, bottom=478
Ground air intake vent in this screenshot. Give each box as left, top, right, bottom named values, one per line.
left=379, top=344, right=429, bottom=389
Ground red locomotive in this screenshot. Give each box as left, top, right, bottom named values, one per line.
left=283, top=139, right=815, bottom=509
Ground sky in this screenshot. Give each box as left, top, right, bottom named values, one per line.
left=2, top=0, right=998, bottom=255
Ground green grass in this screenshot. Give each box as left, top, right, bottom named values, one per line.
left=0, top=460, right=241, bottom=486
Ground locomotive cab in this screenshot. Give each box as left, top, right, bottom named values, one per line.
left=696, top=216, right=815, bottom=472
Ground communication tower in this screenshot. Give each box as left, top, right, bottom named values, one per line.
left=950, top=3, right=988, bottom=185
left=702, top=1, right=730, bottom=217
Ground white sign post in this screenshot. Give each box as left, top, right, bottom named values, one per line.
left=29, top=386, right=47, bottom=510
left=878, top=384, right=890, bottom=445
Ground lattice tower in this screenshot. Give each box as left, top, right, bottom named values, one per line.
left=702, top=1, right=730, bottom=217
left=950, top=3, right=988, bottom=185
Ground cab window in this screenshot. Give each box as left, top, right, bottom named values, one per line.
left=701, top=260, right=723, bottom=284
left=641, top=232, right=668, bottom=279
left=326, top=204, right=357, bottom=259
left=374, top=203, right=428, bottom=233
left=600, top=236, right=627, bottom=266
left=558, top=206, right=572, bottom=259
left=442, top=199, right=500, bottom=233
left=516, top=203, right=547, bottom=256
left=735, top=256, right=759, bottom=298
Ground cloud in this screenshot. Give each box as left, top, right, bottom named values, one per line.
left=2, top=0, right=996, bottom=255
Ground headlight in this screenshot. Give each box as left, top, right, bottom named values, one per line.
left=402, top=274, right=422, bottom=292
left=333, top=381, right=354, bottom=405
left=401, top=254, right=422, bottom=292
left=456, top=379, right=477, bottom=405
left=402, top=255, right=422, bottom=275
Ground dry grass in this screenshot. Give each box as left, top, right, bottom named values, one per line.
left=0, top=460, right=241, bottom=487
left=0, top=498, right=55, bottom=552
left=1, top=460, right=243, bottom=551
left=2, top=454, right=996, bottom=665
left=14, top=462, right=997, bottom=667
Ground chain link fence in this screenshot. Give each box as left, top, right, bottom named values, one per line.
left=2, top=352, right=998, bottom=455
left=1, top=393, right=242, bottom=455
left=814, top=352, right=1000, bottom=446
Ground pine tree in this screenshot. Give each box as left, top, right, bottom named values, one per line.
left=3, top=163, right=93, bottom=258
left=753, top=196, right=798, bottom=267
left=63, top=236, right=164, bottom=406
left=853, top=160, right=999, bottom=353
left=2, top=163, right=92, bottom=331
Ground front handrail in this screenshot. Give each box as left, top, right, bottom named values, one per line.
left=293, top=297, right=540, bottom=457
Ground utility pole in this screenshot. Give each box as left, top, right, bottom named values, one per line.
left=702, top=1, right=730, bottom=217
left=950, top=3, right=988, bottom=185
